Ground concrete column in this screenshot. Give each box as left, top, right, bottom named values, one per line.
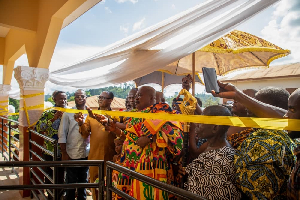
left=14, top=66, right=49, bottom=197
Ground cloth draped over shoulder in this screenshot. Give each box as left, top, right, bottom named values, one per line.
left=116, top=103, right=183, bottom=200
left=35, top=108, right=63, bottom=155
left=234, top=129, right=296, bottom=200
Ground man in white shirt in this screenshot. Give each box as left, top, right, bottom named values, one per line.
left=58, top=89, right=89, bottom=200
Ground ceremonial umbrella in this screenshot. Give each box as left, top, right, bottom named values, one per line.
left=133, top=30, right=290, bottom=95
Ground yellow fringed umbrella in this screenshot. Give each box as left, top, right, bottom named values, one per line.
left=134, top=30, right=290, bottom=95
left=163, top=30, right=290, bottom=76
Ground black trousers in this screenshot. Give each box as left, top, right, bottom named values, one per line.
left=65, top=157, right=89, bottom=200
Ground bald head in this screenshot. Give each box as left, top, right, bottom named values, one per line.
left=135, top=86, right=156, bottom=110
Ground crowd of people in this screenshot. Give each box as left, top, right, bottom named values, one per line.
left=34, top=75, right=300, bottom=200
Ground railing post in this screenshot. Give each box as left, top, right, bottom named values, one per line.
left=98, top=162, right=104, bottom=200
left=8, top=121, right=11, bottom=161
left=106, top=165, right=113, bottom=200
left=53, top=142, right=58, bottom=200
left=1, top=118, right=3, bottom=157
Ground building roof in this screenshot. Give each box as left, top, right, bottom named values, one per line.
left=68, top=96, right=126, bottom=110
left=221, top=62, right=300, bottom=82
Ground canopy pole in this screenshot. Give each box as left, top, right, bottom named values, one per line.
left=162, top=72, right=165, bottom=93
left=192, top=52, right=196, bottom=96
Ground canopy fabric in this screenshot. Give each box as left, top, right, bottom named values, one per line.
left=49, top=0, right=280, bottom=88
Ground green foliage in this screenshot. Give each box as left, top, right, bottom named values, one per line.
left=46, top=97, right=54, bottom=104
left=195, top=93, right=219, bottom=107
left=165, top=92, right=219, bottom=108
left=59, top=83, right=136, bottom=101
left=9, top=98, right=19, bottom=112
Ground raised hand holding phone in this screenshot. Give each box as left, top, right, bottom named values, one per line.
left=202, top=67, right=219, bottom=94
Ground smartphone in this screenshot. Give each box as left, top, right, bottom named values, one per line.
left=202, top=67, right=219, bottom=94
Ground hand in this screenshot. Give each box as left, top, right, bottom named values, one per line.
left=94, top=114, right=108, bottom=124
left=87, top=107, right=95, bottom=118
left=136, top=136, right=151, bottom=148
left=61, top=152, right=70, bottom=161
left=74, top=112, right=84, bottom=126
left=52, top=111, right=63, bottom=122
left=211, top=81, right=238, bottom=99
left=104, top=120, right=117, bottom=132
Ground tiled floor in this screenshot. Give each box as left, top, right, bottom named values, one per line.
left=0, top=156, right=93, bottom=200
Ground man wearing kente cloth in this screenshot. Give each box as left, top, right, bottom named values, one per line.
left=109, top=86, right=183, bottom=200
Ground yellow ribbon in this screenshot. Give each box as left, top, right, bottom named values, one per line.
left=4, top=90, right=300, bottom=131
left=19, top=104, right=44, bottom=111
left=21, top=92, right=44, bottom=99
left=49, top=107, right=300, bottom=131
left=0, top=100, right=9, bottom=103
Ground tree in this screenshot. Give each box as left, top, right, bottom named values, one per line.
left=9, top=98, right=20, bottom=113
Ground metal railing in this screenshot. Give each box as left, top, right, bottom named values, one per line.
left=106, top=161, right=206, bottom=200
left=28, top=128, right=60, bottom=199
left=0, top=160, right=105, bottom=200
left=0, top=117, right=20, bottom=176
left=0, top=116, right=207, bottom=200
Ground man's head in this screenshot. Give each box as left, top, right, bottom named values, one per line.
left=52, top=91, right=67, bottom=108
left=182, top=74, right=192, bottom=91
left=232, top=89, right=257, bottom=117
left=172, top=98, right=183, bottom=112
left=98, top=91, right=114, bottom=109
left=196, top=105, right=231, bottom=139
left=128, top=88, right=138, bottom=110
left=255, top=87, right=290, bottom=110
left=74, top=89, right=86, bottom=107
left=135, top=86, right=156, bottom=111
left=156, top=91, right=165, bottom=104
left=284, top=88, right=300, bottom=119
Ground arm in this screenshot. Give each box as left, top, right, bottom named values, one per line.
left=60, top=143, right=70, bottom=161
left=212, top=81, right=287, bottom=118
left=58, top=113, right=70, bottom=160
left=78, top=117, right=91, bottom=139
left=105, top=121, right=126, bottom=141
left=188, top=123, right=207, bottom=159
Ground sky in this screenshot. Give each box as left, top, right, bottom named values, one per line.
left=5, top=0, right=300, bottom=97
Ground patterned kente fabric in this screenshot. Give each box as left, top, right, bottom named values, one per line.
left=185, top=146, right=241, bottom=200
left=35, top=108, right=63, bottom=155
left=116, top=103, right=183, bottom=200
left=287, top=144, right=300, bottom=200
left=234, top=129, right=296, bottom=200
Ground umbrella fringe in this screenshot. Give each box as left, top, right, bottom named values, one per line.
left=220, top=66, right=268, bottom=76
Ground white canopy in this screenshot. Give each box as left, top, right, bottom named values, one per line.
left=49, top=0, right=279, bottom=88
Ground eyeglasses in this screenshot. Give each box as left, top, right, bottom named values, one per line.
left=98, top=96, right=111, bottom=100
